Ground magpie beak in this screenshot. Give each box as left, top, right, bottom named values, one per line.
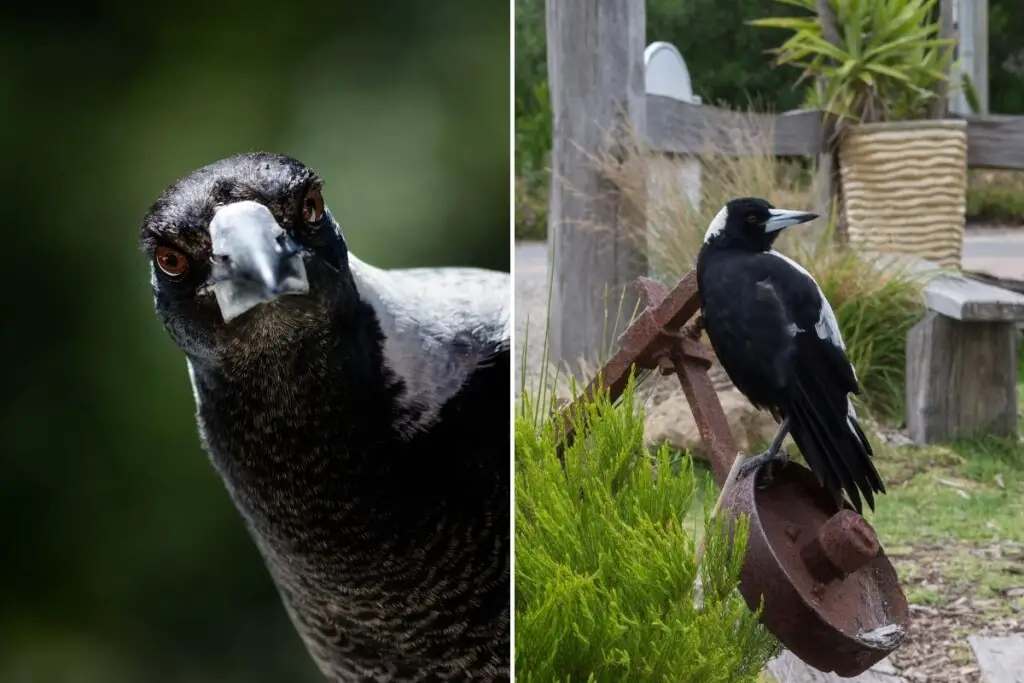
left=764, top=209, right=818, bottom=233
left=208, top=200, right=310, bottom=323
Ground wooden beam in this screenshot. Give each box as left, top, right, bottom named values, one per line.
left=959, top=114, right=1024, bottom=169
left=906, top=311, right=1020, bottom=443
left=645, top=95, right=825, bottom=157
left=923, top=275, right=1024, bottom=322
left=546, top=0, right=649, bottom=376
left=642, top=98, right=1024, bottom=170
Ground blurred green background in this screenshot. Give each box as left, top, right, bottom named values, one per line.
left=0, top=2, right=509, bottom=682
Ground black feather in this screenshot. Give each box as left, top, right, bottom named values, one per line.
left=141, top=153, right=510, bottom=682
left=696, top=197, right=886, bottom=514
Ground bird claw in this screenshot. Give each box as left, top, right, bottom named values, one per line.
left=737, top=449, right=789, bottom=488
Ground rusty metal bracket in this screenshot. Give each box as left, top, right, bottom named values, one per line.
left=553, top=271, right=910, bottom=678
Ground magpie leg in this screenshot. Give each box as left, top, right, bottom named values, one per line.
left=738, top=417, right=791, bottom=486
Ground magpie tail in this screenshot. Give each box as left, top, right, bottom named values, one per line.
left=784, top=371, right=885, bottom=515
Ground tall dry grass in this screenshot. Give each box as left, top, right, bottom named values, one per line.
left=595, top=107, right=926, bottom=422
left=597, top=110, right=822, bottom=279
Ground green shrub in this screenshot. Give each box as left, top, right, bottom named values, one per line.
left=516, top=174, right=550, bottom=240
left=516, top=79, right=553, bottom=179
left=515, top=377, right=779, bottom=682
left=966, top=170, right=1024, bottom=224
left=750, top=0, right=956, bottom=124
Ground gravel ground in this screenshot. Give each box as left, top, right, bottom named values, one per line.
left=514, top=241, right=555, bottom=398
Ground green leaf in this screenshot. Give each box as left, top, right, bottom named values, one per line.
left=746, top=17, right=818, bottom=31
left=750, top=0, right=953, bottom=121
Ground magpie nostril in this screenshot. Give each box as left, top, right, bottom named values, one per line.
left=277, top=234, right=301, bottom=258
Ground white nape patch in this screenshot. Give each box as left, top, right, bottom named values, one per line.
left=349, top=255, right=510, bottom=439
left=703, top=206, right=729, bottom=243
left=768, top=250, right=847, bottom=351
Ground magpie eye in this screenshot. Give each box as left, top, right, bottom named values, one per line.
left=746, top=214, right=760, bottom=226
left=302, top=188, right=324, bottom=225
left=155, top=245, right=189, bottom=277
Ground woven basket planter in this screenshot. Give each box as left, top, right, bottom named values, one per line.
left=838, top=119, right=968, bottom=269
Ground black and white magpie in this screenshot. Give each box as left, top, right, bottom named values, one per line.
left=695, top=197, right=885, bottom=514
left=140, top=153, right=510, bottom=682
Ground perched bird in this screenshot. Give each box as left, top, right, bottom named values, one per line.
left=140, top=152, right=510, bottom=682
left=695, top=197, right=885, bottom=514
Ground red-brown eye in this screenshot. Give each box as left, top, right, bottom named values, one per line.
left=302, top=188, right=324, bottom=225
left=746, top=214, right=760, bottom=225
left=155, top=245, right=189, bottom=277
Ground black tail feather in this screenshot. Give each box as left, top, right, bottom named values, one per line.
left=785, top=371, right=884, bottom=514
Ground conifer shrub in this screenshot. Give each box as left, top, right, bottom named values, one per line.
left=515, top=377, right=780, bottom=682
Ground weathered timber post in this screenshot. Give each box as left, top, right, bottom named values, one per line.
left=546, top=0, right=649, bottom=377
left=932, top=0, right=955, bottom=119
left=813, top=0, right=846, bottom=245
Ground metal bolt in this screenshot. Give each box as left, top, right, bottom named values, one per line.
left=801, top=509, right=880, bottom=582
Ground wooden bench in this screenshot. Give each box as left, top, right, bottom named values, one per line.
left=906, top=270, right=1024, bottom=444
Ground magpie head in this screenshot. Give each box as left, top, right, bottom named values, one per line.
left=140, top=152, right=352, bottom=362
left=703, top=197, right=818, bottom=251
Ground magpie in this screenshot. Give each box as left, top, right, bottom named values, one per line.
left=694, top=197, right=885, bottom=514
left=139, top=152, right=510, bottom=682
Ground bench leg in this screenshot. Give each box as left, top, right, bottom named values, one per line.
left=906, top=311, right=1019, bottom=444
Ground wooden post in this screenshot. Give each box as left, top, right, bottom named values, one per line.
left=814, top=0, right=846, bottom=245
left=932, top=0, right=955, bottom=119
left=546, top=0, right=649, bottom=377
left=954, top=0, right=990, bottom=114
left=973, top=0, right=989, bottom=114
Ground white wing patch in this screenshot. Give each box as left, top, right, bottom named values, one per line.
left=768, top=250, right=846, bottom=350
left=703, top=206, right=729, bottom=243
left=846, top=397, right=860, bottom=436
left=349, top=255, right=510, bottom=438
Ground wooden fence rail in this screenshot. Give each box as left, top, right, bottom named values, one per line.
left=645, top=93, right=1024, bottom=170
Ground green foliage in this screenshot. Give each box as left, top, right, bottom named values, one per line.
left=967, top=170, right=1024, bottom=224
left=516, top=173, right=550, bottom=240
left=516, top=79, right=553, bottom=178
left=749, top=0, right=956, bottom=123
left=960, top=72, right=982, bottom=114
left=515, top=378, right=779, bottom=682
left=515, top=77, right=553, bottom=241
left=989, top=0, right=1024, bottom=114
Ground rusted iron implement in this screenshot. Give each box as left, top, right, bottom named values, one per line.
left=552, top=271, right=910, bottom=677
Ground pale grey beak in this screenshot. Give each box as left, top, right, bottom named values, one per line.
left=765, top=208, right=818, bottom=233
left=208, top=200, right=310, bottom=323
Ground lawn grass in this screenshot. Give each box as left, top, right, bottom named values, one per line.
left=856, top=343, right=1024, bottom=619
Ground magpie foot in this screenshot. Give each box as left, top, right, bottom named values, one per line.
left=737, top=449, right=789, bottom=487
